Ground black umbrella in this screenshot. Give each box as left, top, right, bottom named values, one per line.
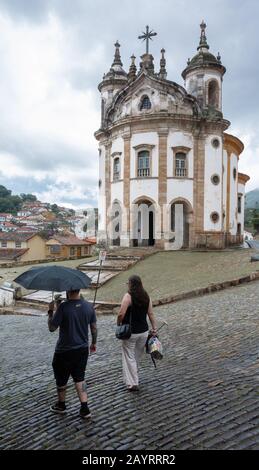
left=14, top=265, right=92, bottom=292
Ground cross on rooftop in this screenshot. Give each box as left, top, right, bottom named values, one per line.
left=138, top=25, right=157, bottom=54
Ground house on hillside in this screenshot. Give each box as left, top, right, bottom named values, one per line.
left=0, top=213, right=13, bottom=223
left=45, top=235, right=94, bottom=259
left=0, top=232, right=46, bottom=262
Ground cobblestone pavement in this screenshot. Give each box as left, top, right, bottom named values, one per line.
left=0, top=281, right=259, bottom=450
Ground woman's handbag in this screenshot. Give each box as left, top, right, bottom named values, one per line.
left=115, top=309, right=132, bottom=340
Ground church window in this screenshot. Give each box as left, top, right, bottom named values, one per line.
left=212, top=138, right=220, bottom=149
left=137, top=151, right=150, bottom=177
left=233, top=168, right=237, bottom=180
left=208, top=80, right=219, bottom=108
left=211, top=174, right=220, bottom=185
left=238, top=194, right=242, bottom=213
left=140, top=95, right=151, bottom=110
left=175, top=153, right=187, bottom=177
left=113, top=158, right=120, bottom=181
left=237, top=223, right=241, bottom=235
left=210, top=212, right=219, bottom=223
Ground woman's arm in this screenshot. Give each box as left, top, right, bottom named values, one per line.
left=147, top=298, right=157, bottom=335
left=117, top=293, right=131, bottom=325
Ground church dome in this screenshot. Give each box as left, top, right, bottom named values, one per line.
left=98, top=41, right=128, bottom=91
left=182, top=21, right=226, bottom=80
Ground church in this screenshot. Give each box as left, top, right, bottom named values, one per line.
left=95, top=22, right=250, bottom=249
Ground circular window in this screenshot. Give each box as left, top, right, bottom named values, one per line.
left=211, top=174, right=220, bottom=185
left=210, top=212, right=220, bottom=223
left=233, top=168, right=237, bottom=180
left=212, top=138, right=220, bottom=149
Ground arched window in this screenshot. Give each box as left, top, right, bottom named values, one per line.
left=175, top=152, right=187, bottom=177
left=140, top=95, right=151, bottom=110
left=137, top=150, right=150, bottom=177
left=208, top=80, right=219, bottom=108
left=113, top=157, right=120, bottom=181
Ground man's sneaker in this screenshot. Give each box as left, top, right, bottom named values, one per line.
left=80, top=404, right=91, bottom=419
left=50, top=402, right=66, bottom=415
left=127, top=385, right=140, bottom=392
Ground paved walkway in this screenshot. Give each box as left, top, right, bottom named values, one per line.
left=0, top=281, right=259, bottom=450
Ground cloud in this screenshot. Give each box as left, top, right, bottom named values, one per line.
left=0, top=0, right=258, bottom=208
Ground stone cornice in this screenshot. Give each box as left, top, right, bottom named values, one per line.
left=111, top=151, right=122, bottom=158
left=224, top=132, right=244, bottom=156
left=95, top=114, right=229, bottom=141
left=238, top=172, right=250, bottom=184
left=132, top=144, right=155, bottom=151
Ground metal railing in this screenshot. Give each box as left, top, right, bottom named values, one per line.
left=175, top=167, right=187, bottom=177
left=137, top=168, right=150, bottom=177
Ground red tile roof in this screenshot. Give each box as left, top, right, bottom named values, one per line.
left=48, top=235, right=91, bottom=246
left=0, top=232, right=38, bottom=242
left=0, top=248, right=29, bottom=260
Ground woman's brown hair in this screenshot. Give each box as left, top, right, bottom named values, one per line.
left=128, top=275, right=149, bottom=309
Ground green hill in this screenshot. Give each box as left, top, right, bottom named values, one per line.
left=245, top=188, right=259, bottom=209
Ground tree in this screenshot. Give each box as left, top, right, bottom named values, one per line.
left=251, top=209, right=259, bottom=232
left=50, top=204, right=59, bottom=214
left=20, top=193, right=37, bottom=202
left=0, top=185, right=12, bottom=198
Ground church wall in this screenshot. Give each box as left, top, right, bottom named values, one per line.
left=98, top=145, right=106, bottom=234
left=237, top=183, right=245, bottom=233
left=167, top=131, right=193, bottom=178
left=238, top=183, right=245, bottom=232
left=229, top=153, right=238, bottom=235
left=203, top=135, right=223, bottom=231
left=130, top=132, right=159, bottom=178
left=130, top=179, right=158, bottom=205
left=185, top=69, right=222, bottom=110
left=111, top=136, right=124, bottom=180
left=111, top=181, right=124, bottom=206
left=222, top=149, right=228, bottom=231
left=167, top=180, right=193, bottom=206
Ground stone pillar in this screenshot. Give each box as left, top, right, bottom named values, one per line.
left=157, top=129, right=168, bottom=249
left=193, top=131, right=205, bottom=247
left=226, top=150, right=231, bottom=240
left=122, top=133, right=131, bottom=247
left=104, top=141, right=112, bottom=245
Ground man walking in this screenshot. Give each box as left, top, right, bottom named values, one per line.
left=48, top=289, right=97, bottom=419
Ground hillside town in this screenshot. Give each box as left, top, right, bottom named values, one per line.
left=0, top=188, right=98, bottom=263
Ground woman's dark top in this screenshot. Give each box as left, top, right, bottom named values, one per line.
left=122, top=297, right=149, bottom=334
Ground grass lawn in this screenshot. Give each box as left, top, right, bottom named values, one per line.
left=1, top=249, right=257, bottom=304
left=82, top=249, right=258, bottom=303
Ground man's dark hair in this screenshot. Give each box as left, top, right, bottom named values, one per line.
left=68, top=289, right=80, bottom=295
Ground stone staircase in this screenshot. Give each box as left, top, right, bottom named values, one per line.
left=78, top=246, right=158, bottom=287
left=6, top=247, right=158, bottom=316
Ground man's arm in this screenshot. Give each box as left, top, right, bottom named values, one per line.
left=47, top=301, right=61, bottom=332
left=90, top=322, right=97, bottom=353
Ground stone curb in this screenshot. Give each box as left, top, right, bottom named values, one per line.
left=152, top=271, right=259, bottom=307
left=2, top=271, right=259, bottom=317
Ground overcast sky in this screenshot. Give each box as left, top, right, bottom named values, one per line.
left=0, top=0, right=258, bottom=208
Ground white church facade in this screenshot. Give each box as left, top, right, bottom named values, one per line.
left=95, top=22, right=249, bottom=249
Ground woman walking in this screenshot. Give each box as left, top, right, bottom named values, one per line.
left=117, top=275, right=157, bottom=391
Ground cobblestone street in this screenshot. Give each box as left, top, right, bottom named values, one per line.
left=0, top=281, right=259, bottom=450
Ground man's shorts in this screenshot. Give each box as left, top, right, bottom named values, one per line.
left=52, top=347, right=89, bottom=387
